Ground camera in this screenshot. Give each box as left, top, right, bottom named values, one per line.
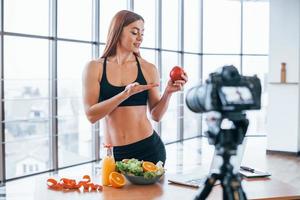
left=187, top=65, right=261, bottom=200
left=186, top=65, right=261, bottom=113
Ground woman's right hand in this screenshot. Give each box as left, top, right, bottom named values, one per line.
left=124, top=82, right=159, bottom=97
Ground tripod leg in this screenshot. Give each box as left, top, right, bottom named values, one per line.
left=237, top=187, right=247, bottom=200
left=233, top=184, right=247, bottom=200
left=194, top=174, right=219, bottom=200
left=232, top=175, right=248, bottom=200
left=223, top=179, right=247, bottom=200
left=222, top=181, right=235, bottom=200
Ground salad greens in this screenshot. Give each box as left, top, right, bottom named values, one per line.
left=115, top=158, right=165, bottom=179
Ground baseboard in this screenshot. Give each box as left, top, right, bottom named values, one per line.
left=266, top=150, right=300, bottom=156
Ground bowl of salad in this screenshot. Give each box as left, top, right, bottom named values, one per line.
left=115, top=159, right=165, bottom=185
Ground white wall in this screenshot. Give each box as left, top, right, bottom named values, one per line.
left=268, top=85, right=299, bottom=152
left=267, top=0, right=300, bottom=153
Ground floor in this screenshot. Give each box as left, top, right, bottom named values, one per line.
left=0, top=136, right=299, bottom=200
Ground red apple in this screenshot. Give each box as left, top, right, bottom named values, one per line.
left=170, top=66, right=184, bottom=82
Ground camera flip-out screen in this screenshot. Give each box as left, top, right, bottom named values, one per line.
left=219, top=86, right=254, bottom=105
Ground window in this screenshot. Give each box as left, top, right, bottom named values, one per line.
left=57, top=41, right=92, bottom=167
left=134, top=0, right=156, bottom=48
left=184, top=0, right=202, bottom=52
left=161, top=51, right=179, bottom=143
left=242, top=56, right=268, bottom=135
left=4, top=36, right=48, bottom=79
left=0, top=0, right=270, bottom=181
left=183, top=54, right=201, bottom=139
left=3, top=36, right=50, bottom=178
left=243, top=1, right=269, bottom=54
left=99, top=0, right=127, bottom=43
left=58, top=0, right=93, bottom=40
left=162, top=0, right=179, bottom=50
left=6, top=138, right=50, bottom=179
left=203, top=0, right=241, bottom=54
left=5, top=0, right=49, bottom=36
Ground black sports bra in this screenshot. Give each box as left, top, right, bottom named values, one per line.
left=98, top=56, right=148, bottom=107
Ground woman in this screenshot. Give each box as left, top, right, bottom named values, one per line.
left=82, top=10, right=187, bottom=165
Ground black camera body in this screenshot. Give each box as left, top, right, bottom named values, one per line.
left=186, top=65, right=261, bottom=113
left=187, top=65, right=260, bottom=200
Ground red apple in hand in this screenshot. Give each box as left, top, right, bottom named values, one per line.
left=170, top=66, right=184, bottom=82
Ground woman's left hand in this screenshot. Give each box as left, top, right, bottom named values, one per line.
left=165, top=71, right=188, bottom=94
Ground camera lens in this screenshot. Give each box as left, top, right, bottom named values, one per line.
left=185, top=85, right=206, bottom=113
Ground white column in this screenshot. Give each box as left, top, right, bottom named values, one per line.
left=267, top=0, right=300, bottom=153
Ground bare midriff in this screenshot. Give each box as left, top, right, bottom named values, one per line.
left=104, top=105, right=153, bottom=146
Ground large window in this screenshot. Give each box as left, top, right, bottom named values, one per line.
left=203, top=0, right=241, bottom=54
left=57, top=0, right=93, bottom=40
left=161, top=52, right=180, bottom=143
left=243, top=56, right=269, bottom=135
left=134, top=0, right=156, bottom=48
left=184, top=0, right=201, bottom=53
left=183, top=54, right=201, bottom=139
left=57, top=41, right=92, bottom=167
left=242, top=1, right=269, bottom=135
left=2, top=0, right=96, bottom=180
left=243, top=1, right=269, bottom=54
left=162, top=0, right=179, bottom=50
left=3, top=36, right=50, bottom=179
left=99, top=0, right=127, bottom=43
left=0, top=0, right=269, bottom=181
left=5, top=0, right=49, bottom=36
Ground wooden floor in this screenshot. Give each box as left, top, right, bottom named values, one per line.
left=0, top=136, right=299, bottom=200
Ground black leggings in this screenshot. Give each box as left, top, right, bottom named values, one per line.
left=113, top=130, right=166, bottom=165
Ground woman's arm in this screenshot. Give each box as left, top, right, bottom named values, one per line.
left=82, top=60, right=158, bottom=124
left=147, top=64, right=188, bottom=122
left=82, top=60, right=127, bottom=123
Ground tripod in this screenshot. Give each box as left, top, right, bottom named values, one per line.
left=194, top=112, right=248, bottom=200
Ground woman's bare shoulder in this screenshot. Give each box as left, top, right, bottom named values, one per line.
left=139, top=57, right=157, bottom=73
left=83, top=58, right=104, bottom=80
left=86, top=58, right=103, bottom=67
left=138, top=57, right=159, bottom=82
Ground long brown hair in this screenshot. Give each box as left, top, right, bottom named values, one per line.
left=101, top=10, right=144, bottom=58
